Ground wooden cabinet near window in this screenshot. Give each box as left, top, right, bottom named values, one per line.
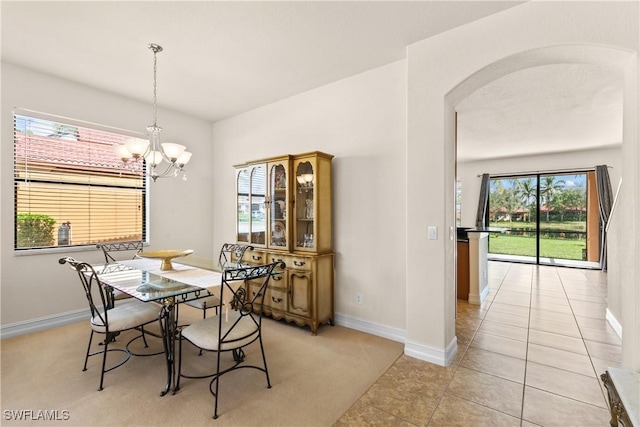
left=235, top=151, right=334, bottom=334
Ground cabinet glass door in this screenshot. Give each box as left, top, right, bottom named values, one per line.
left=250, top=165, right=266, bottom=245
left=269, top=163, right=288, bottom=248
left=237, top=169, right=250, bottom=242
left=295, top=161, right=315, bottom=250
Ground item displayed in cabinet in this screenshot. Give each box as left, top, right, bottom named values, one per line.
left=305, top=199, right=314, bottom=219
left=296, top=173, right=314, bottom=191
left=274, top=169, right=286, bottom=189
left=271, top=221, right=286, bottom=247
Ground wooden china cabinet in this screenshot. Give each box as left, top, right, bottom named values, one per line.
left=234, top=151, right=334, bottom=334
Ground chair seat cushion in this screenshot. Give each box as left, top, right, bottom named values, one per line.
left=183, top=295, right=220, bottom=310
left=91, top=300, right=159, bottom=333
left=181, top=310, right=259, bottom=351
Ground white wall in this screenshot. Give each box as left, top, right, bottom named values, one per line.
left=407, top=1, right=638, bottom=366
left=0, top=63, right=214, bottom=332
left=212, top=60, right=408, bottom=337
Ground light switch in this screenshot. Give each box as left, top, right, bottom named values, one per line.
left=428, top=226, right=438, bottom=240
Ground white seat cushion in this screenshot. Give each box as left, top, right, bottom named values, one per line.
left=181, top=310, right=259, bottom=351
left=184, top=295, right=220, bottom=310
left=91, top=300, right=160, bottom=333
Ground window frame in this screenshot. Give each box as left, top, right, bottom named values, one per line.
left=13, top=108, right=149, bottom=254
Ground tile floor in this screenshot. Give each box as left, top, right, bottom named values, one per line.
left=335, top=261, right=621, bottom=426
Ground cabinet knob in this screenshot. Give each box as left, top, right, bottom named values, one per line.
left=252, top=255, right=262, bottom=261
left=273, top=275, right=282, bottom=281
left=293, top=260, right=305, bottom=267
left=271, top=297, right=283, bottom=303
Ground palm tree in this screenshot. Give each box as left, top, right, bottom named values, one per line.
left=540, top=176, right=565, bottom=222
left=515, top=178, right=537, bottom=222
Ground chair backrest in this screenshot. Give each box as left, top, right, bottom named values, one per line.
left=218, top=243, right=253, bottom=270
left=59, top=257, right=111, bottom=329
left=96, top=241, right=143, bottom=264
left=219, top=261, right=285, bottom=342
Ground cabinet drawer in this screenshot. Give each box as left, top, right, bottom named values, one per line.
left=268, top=269, right=287, bottom=290
left=247, top=282, right=265, bottom=301
left=265, top=287, right=287, bottom=311
left=266, top=253, right=287, bottom=265
left=266, top=253, right=311, bottom=271
left=289, top=255, right=312, bottom=271
left=246, top=249, right=267, bottom=265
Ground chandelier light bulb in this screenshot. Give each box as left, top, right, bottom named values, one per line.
left=176, top=151, right=192, bottom=166
left=114, top=144, right=133, bottom=161
left=124, top=138, right=149, bottom=157
left=161, top=143, right=186, bottom=162
left=144, top=150, right=163, bottom=167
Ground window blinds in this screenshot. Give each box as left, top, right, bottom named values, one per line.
left=14, top=111, right=147, bottom=249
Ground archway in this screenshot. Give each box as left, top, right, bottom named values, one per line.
left=445, top=44, right=635, bottom=364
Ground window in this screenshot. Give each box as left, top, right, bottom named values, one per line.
left=487, top=171, right=598, bottom=267
left=14, top=110, right=147, bottom=250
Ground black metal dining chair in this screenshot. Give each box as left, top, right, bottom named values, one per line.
left=182, top=243, right=253, bottom=319
left=96, top=241, right=144, bottom=308
left=59, top=257, right=163, bottom=391
left=96, top=241, right=144, bottom=264
left=175, top=260, right=285, bottom=419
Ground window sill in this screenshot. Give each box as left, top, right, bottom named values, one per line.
left=14, top=245, right=100, bottom=256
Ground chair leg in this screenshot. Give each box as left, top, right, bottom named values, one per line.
left=258, top=333, right=271, bottom=389
left=141, top=325, right=149, bottom=348
left=212, top=350, right=222, bottom=419
left=98, top=333, right=113, bottom=391
left=83, top=330, right=95, bottom=371
left=175, top=330, right=184, bottom=392
left=198, top=304, right=207, bottom=356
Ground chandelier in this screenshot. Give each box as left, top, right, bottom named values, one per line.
left=114, top=43, right=192, bottom=181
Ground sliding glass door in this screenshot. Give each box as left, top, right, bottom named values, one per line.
left=488, top=171, right=597, bottom=267
left=488, top=177, right=538, bottom=259
left=538, top=173, right=588, bottom=262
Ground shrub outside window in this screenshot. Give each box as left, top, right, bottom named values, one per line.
left=13, top=110, right=147, bottom=250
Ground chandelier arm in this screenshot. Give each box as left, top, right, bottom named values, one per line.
left=150, top=161, right=179, bottom=179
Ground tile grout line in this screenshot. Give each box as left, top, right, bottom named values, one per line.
left=517, top=264, right=536, bottom=427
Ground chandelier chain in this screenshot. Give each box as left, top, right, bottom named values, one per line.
left=152, top=45, right=158, bottom=127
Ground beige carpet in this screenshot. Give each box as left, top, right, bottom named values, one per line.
left=1, top=307, right=403, bottom=426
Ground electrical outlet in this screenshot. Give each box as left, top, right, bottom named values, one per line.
left=355, top=292, right=362, bottom=304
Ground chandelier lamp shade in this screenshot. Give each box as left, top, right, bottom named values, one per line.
left=113, top=43, right=192, bottom=181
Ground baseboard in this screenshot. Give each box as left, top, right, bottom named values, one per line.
left=404, top=335, right=458, bottom=367
left=606, top=308, right=623, bottom=339
left=334, top=313, right=458, bottom=366
left=334, top=312, right=405, bottom=343
left=0, top=308, right=88, bottom=339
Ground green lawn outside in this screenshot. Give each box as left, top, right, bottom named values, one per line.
left=489, top=234, right=586, bottom=260
left=489, top=221, right=586, bottom=231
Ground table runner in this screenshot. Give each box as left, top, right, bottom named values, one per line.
left=119, top=258, right=222, bottom=293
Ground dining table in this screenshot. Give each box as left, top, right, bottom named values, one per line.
left=95, top=258, right=223, bottom=396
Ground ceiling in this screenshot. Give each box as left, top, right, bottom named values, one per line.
left=1, top=1, right=623, bottom=162
left=456, top=63, right=623, bottom=162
